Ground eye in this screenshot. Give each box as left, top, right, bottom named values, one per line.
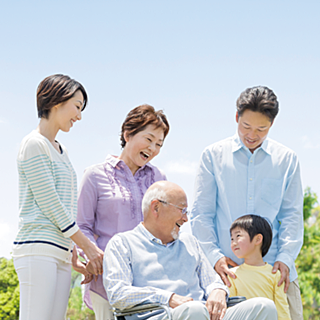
left=146, top=138, right=152, bottom=142
left=156, top=143, right=162, bottom=148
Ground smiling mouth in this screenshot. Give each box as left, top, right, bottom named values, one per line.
left=176, top=222, right=181, bottom=228
left=140, top=152, right=150, bottom=160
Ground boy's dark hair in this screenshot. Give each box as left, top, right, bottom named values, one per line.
left=230, top=214, right=273, bottom=257
left=236, top=86, right=279, bottom=122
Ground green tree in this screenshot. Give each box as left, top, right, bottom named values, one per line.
left=0, top=258, right=19, bottom=320
left=297, top=188, right=320, bottom=319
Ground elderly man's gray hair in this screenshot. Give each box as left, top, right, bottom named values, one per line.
left=141, top=187, right=168, bottom=215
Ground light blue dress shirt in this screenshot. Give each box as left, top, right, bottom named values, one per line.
left=103, top=223, right=228, bottom=316
left=191, top=134, right=303, bottom=282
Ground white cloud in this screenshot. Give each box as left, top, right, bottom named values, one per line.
left=164, top=160, right=198, bottom=175
left=300, top=136, right=320, bottom=149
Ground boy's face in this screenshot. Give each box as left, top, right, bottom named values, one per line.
left=230, top=227, right=257, bottom=259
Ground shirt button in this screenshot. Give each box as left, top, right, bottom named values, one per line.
left=250, top=160, right=253, bottom=163
left=250, top=178, right=252, bottom=181
left=249, top=197, right=252, bottom=200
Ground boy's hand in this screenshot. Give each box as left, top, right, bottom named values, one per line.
left=272, top=261, right=290, bottom=293
left=214, top=256, right=238, bottom=287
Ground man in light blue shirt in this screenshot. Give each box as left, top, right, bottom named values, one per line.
left=191, top=86, right=303, bottom=320
left=104, top=181, right=277, bottom=320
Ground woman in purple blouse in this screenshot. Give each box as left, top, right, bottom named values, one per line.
left=75, top=104, right=170, bottom=319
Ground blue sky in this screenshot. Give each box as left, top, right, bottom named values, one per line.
left=1, top=1, right=320, bottom=258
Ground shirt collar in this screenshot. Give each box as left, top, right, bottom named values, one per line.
left=138, top=223, right=177, bottom=247
left=232, top=133, right=271, bottom=155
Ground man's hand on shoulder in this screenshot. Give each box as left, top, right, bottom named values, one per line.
left=214, top=256, right=238, bottom=287
left=272, top=261, right=290, bottom=293
left=169, top=294, right=193, bottom=308
left=206, top=289, right=227, bottom=320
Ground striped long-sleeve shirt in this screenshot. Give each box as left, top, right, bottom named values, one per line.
left=12, top=130, right=79, bottom=263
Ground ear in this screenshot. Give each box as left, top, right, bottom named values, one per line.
left=123, top=131, right=130, bottom=143
left=150, top=199, right=160, bottom=218
left=254, top=234, right=263, bottom=246
left=236, top=111, right=239, bottom=123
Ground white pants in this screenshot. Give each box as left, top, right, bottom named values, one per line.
left=14, top=255, right=71, bottom=320
left=158, top=298, right=278, bottom=320
left=90, top=290, right=114, bottom=320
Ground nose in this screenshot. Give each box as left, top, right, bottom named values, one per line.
left=77, top=110, right=82, bottom=121
left=148, top=143, right=156, bottom=153
left=182, top=213, right=188, bottom=222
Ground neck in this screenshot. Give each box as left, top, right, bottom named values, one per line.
left=142, top=221, right=172, bottom=245
left=244, top=255, right=265, bottom=267
left=118, top=150, right=139, bottom=176
left=37, top=118, right=59, bottom=143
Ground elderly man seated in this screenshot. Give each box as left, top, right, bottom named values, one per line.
left=103, top=181, right=277, bottom=320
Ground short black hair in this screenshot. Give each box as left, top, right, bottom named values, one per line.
left=37, top=74, right=88, bottom=119
left=236, top=86, right=279, bottom=122
left=230, top=214, right=273, bottom=257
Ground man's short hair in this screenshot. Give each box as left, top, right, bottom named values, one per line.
left=230, top=214, right=273, bottom=257
left=141, top=187, right=168, bottom=215
left=236, top=86, right=279, bottom=122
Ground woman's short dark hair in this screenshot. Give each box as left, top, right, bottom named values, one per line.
left=120, top=104, right=170, bottom=148
left=37, top=74, right=88, bottom=119
left=230, top=214, right=273, bottom=257
left=236, top=86, right=279, bottom=122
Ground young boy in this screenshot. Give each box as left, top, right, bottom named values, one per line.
left=228, top=214, right=291, bottom=320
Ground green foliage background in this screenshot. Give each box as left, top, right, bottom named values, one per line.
left=1, top=187, right=319, bottom=319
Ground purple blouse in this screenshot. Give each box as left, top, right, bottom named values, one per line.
left=77, top=154, right=166, bottom=309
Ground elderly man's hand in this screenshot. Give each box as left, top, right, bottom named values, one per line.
left=214, top=256, right=238, bottom=287
left=169, top=294, right=193, bottom=308
left=206, top=289, right=227, bottom=320
left=272, top=261, right=290, bottom=293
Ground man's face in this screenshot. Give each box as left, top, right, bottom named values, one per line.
left=236, top=109, right=273, bottom=153
left=158, top=191, right=188, bottom=243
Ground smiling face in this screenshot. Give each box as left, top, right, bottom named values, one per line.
left=159, top=190, right=188, bottom=243
left=54, top=90, right=84, bottom=132
left=120, top=124, right=165, bottom=175
left=230, top=227, right=260, bottom=260
left=236, top=109, right=273, bottom=153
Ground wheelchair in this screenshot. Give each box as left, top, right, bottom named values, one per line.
left=113, top=296, right=246, bottom=320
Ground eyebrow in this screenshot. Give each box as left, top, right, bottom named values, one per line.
left=243, top=122, right=268, bottom=129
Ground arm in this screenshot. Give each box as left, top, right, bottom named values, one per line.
left=103, top=235, right=174, bottom=310
left=274, top=154, right=303, bottom=288
left=191, top=149, right=236, bottom=286
left=274, top=271, right=292, bottom=320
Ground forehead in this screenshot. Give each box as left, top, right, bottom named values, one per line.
left=139, top=124, right=165, bottom=139
left=231, top=226, right=247, bottom=235
left=239, top=110, right=271, bottom=126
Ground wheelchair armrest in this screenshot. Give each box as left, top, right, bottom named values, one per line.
left=227, top=296, right=246, bottom=308
left=113, top=303, right=172, bottom=320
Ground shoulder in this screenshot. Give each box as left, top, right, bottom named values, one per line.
left=179, top=232, right=202, bottom=250
left=266, top=138, right=299, bottom=161
left=201, top=136, right=234, bottom=159
left=18, top=131, right=51, bottom=161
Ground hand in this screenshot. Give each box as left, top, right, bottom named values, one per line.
left=272, top=261, right=290, bottom=293
left=214, top=256, right=238, bottom=287
left=169, top=294, right=193, bottom=308
left=86, top=261, right=100, bottom=282
left=70, top=230, right=104, bottom=276
left=206, top=289, right=227, bottom=320
left=71, top=246, right=93, bottom=284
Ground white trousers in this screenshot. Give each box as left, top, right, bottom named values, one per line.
left=159, top=298, right=278, bottom=320
left=14, top=255, right=71, bottom=320
left=90, top=290, right=114, bottom=320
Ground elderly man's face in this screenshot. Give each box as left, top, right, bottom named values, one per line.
left=158, top=190, right=188, bottom=242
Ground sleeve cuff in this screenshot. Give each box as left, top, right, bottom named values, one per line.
left=275, top=253, right=294, bottom=272
left=63, top=223, right=79, bottom=238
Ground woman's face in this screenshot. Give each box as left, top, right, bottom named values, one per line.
left=54, top=90, right=84, bottom=132
left=121, top=124, right=165, bottom=174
